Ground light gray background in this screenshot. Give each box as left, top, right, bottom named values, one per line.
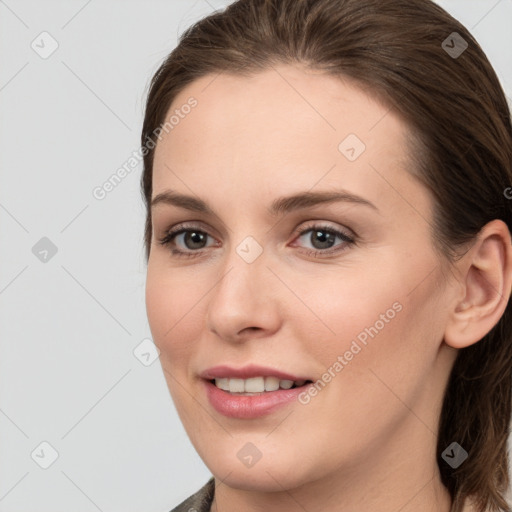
left=0, top=1, right=511, bottom=511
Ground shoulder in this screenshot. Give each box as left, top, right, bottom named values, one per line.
left=169, top=476, right=215, bottom=512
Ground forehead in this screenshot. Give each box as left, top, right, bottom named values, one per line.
left=151, top=64, right=413, bottom=212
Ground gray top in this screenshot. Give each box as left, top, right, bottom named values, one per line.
left=170, top=477, right=215, bottom=512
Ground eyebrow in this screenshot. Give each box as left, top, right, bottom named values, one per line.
left=150, top=189, right=379, bottom=216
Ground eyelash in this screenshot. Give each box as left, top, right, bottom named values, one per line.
left=157, top=222, right=356, bottom=259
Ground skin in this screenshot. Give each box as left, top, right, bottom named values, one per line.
left=145, top=63, right=512, bottom=512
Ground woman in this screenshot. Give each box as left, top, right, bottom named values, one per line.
left=140, top=0, right=512, bottom=511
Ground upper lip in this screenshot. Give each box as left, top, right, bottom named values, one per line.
left=200, top=364, right=311, bottom=382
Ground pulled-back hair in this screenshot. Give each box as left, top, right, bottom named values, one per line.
left=140, top=1, right=512, bottom=510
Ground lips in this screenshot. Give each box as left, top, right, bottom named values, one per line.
left=199, top=364, right=315, bottom=418
left=202, top=379, right=313, bottom=418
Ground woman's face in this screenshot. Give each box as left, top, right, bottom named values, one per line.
left=146, top=64, right=458, bottom=492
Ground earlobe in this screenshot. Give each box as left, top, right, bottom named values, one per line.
left=444, top=219, right=512, bottom=350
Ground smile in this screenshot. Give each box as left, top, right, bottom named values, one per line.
left=212, top=376, right=311, bottom=394
left=203, top=378, right=314, bottom=419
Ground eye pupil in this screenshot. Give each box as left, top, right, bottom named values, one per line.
left=311, top=230, right=335, bottom=249
left=185, top=231, right=207, bottom=249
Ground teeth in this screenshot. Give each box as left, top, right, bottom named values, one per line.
left=214, top=378, right=230, bottom=391
left=279, top=379, right=293, bottom=389
left=229, top=378, right=245, bottom=393
left=245, top=377, right=265, bottom=392
left=264, top=376, right=280, bottom=391
left=214, top=376, right=307, bottom=393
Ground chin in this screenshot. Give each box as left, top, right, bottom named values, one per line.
left=203, top=454, right=316, bottom=492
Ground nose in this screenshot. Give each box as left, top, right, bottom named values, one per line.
left=205, top=245, right=281, bottom=343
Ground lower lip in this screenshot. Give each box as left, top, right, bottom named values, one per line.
left=203, top=379, right=311, bottom=419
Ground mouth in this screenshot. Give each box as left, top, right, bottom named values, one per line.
left=207, top=377, right=314, bottom=396
left=202, top=377, right=315, bottom=419
left=199, top=365, right=316, bottom=417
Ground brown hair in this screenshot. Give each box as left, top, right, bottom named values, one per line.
left=140, top=1, right=512, bottom=510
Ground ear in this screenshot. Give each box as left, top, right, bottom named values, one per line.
left=444, top=219, right=512, bottom=349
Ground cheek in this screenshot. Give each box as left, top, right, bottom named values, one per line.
left=288, top=264, right=404, bottom=358
left=293, top=252, right=440, bottom=383
left=145, top=264, right=207, bottom=364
